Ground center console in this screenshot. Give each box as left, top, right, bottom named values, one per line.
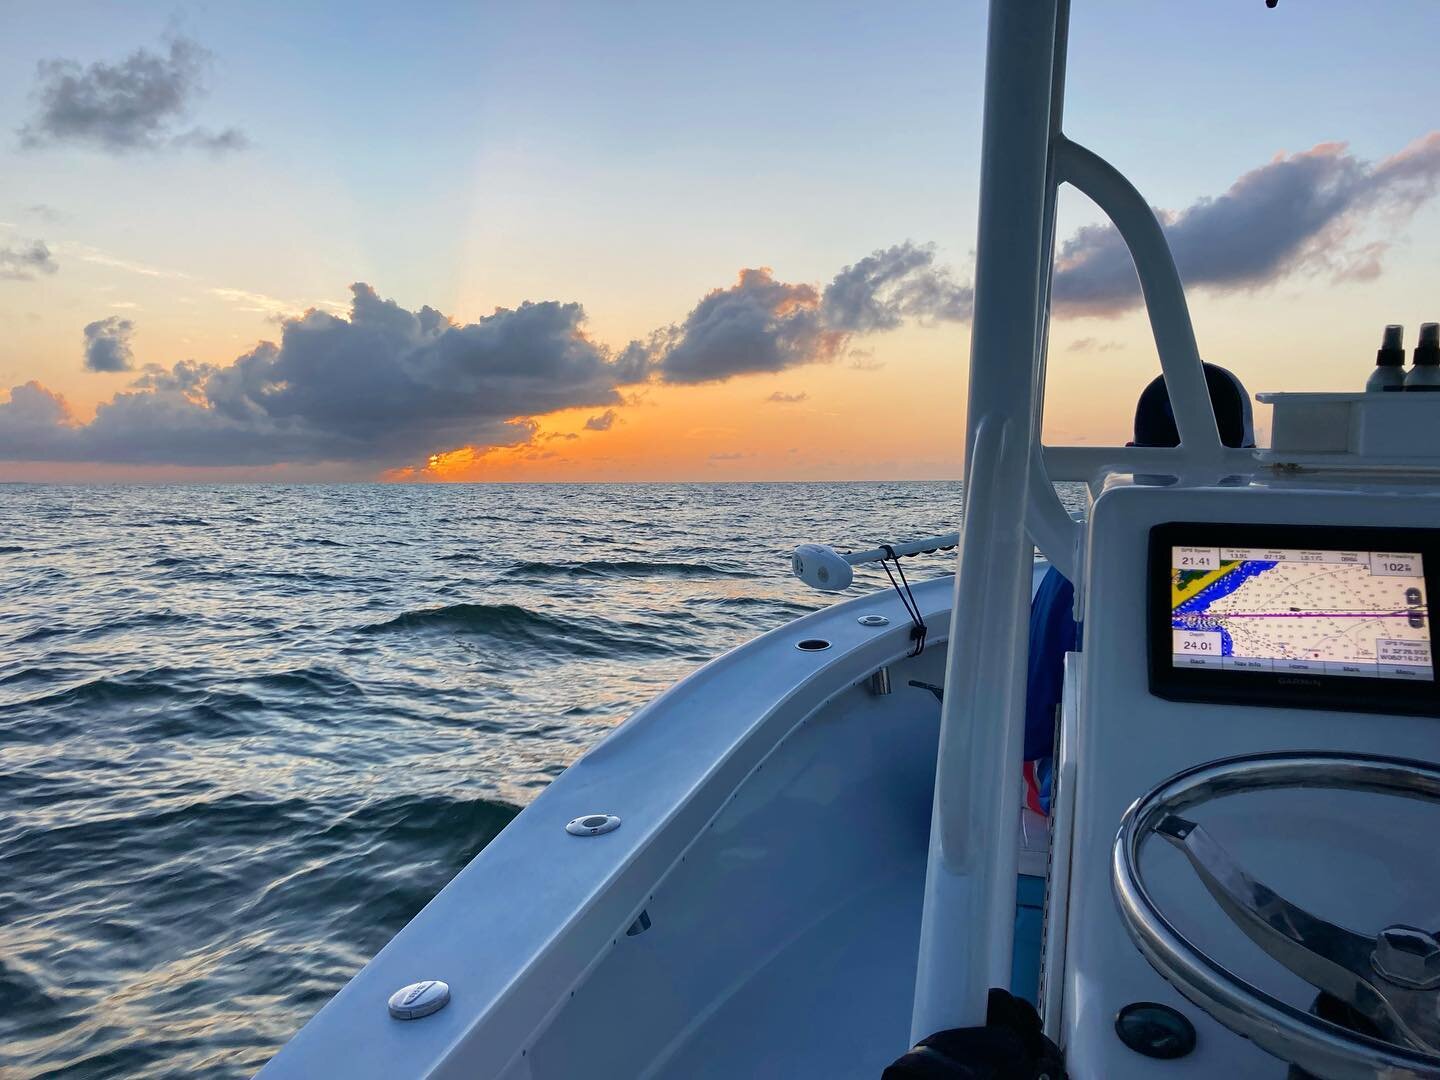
left=1053, top=476, right=1440, bottom=1078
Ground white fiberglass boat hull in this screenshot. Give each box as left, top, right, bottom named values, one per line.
left=262, top=566, right=1051, bottom=1079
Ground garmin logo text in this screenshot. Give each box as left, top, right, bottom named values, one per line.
left=1277, top=676, right=1322, bottom=687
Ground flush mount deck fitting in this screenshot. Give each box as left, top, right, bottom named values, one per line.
left=388, top=980, right=450, bottom=1020
left=566, top=813, right=621, bottom=836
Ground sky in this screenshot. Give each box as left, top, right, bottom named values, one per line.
left=1, top=0, right=1437, bottom=482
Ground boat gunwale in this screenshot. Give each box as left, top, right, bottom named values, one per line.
left=263, top=568, right=1049, bottom=1079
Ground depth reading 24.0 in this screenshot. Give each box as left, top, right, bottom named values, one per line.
left=1170, top=545, right=1433, bottom=681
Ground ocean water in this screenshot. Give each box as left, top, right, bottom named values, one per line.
left=0, top=481, right=989, bottom=1079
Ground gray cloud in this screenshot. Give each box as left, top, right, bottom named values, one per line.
left=584, top=409, right=617, bottom=431
left=1053, top=133, right=1440, bottom=316
left=654, top=243, right=971, bottom=385
left=766, top=391, right=807, bottom=403
left=130, top=359, right=217, bottom=394
left=4, top=284, right=637, bottom=466
left=83, top=316, right=136, bottom=372
left=656, top=268, right=841, bottom=384
left=20, top=36, right=245, bottom=153
left=0, top=240, right=59, bottom=281
left=822, top=242, right=973, bottom=332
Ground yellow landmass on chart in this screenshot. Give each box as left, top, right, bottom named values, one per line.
left=1171, top=561, right=1242, bottom=609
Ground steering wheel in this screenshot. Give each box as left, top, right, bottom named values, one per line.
left=1113, top=751, right=1440, bottom=1080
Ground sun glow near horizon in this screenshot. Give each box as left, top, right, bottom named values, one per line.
left=2, top=5, right=1438, bottom=484
left=380, top=334, right=976, bottom=483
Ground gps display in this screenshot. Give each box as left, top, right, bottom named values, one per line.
left=1149, top=523, right=1440, bottom=715
left=1170, top=545, right=1432, bottom=681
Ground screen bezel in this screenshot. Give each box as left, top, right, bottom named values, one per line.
left=1148, top=522, right=1440, bottom=716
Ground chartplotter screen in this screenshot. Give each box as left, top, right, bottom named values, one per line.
left=1169, top=544, right=1431, bottom=681
left=1148, top=524, right=1440, bottom=716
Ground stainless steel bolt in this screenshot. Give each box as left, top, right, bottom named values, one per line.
left=1371, top=925, right=1440, bottom=990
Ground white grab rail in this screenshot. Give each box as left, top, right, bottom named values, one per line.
left=1021, top=136, right=1235, bottom=578
left=1052, top=137, right=1223, bottom=461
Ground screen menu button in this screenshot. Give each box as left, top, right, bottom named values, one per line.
left=1176, top=653, right=1223, bottom=669
left=1378, top=664, right=1434, bottom=682
left=1223, top=656, right=1272, bottom=672
left=1276, top=658, right=1327, bottom=674
left=1325, top=661, right=1378, bottom=677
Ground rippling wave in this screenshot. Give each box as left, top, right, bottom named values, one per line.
left=0, top=480, right=1082, bottom=1078
left=505, top=558, right=758, bottom=579
left=361, top=601, right=685, bottom=659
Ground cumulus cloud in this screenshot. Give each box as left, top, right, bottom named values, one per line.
left=1053, top=133, right=1440, bottom=316
left=656, top=268, right=842, bottom=384
left=83, top=316, right=136, bottom=372
left=822, top=242, right=973, bottom=332
left=0, top=240, right=59, bottom=281
left=129, top=359, right=217, bottom=397
left=0, top=381, right=76, bottom=438
left=584, top=409, right=617, bottom=431
left=19, top=36, right=245, bottom=153
left=766, top=391, right=808, bottom=403
left=653, top=242, right=971, bottom=385
left=2, top=284, right=637, bottom=466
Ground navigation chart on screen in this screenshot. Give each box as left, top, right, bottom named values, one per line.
left=1170, top=546, right=1433, bottom=680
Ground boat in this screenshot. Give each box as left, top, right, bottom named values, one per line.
left=261, top=3, right=1440, bottom=1077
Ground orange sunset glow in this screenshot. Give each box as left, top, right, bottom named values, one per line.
left=3, top=7, right=1439, bottom=484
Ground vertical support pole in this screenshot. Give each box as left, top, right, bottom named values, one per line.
left=911, top=0, right=1061, bottom=1040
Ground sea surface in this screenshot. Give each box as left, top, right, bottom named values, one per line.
left=0, top=481, right=1005, bottom=1079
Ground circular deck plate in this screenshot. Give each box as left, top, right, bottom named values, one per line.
left=388, top=980, right=450, bottom=1020
left=566, top=813, right=621, bottom=836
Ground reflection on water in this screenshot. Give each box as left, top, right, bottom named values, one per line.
left=0, top=480, right=1081, bottom=1077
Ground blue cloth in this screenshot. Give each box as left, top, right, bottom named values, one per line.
left=1024, top=566, right=1077, bottom=764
